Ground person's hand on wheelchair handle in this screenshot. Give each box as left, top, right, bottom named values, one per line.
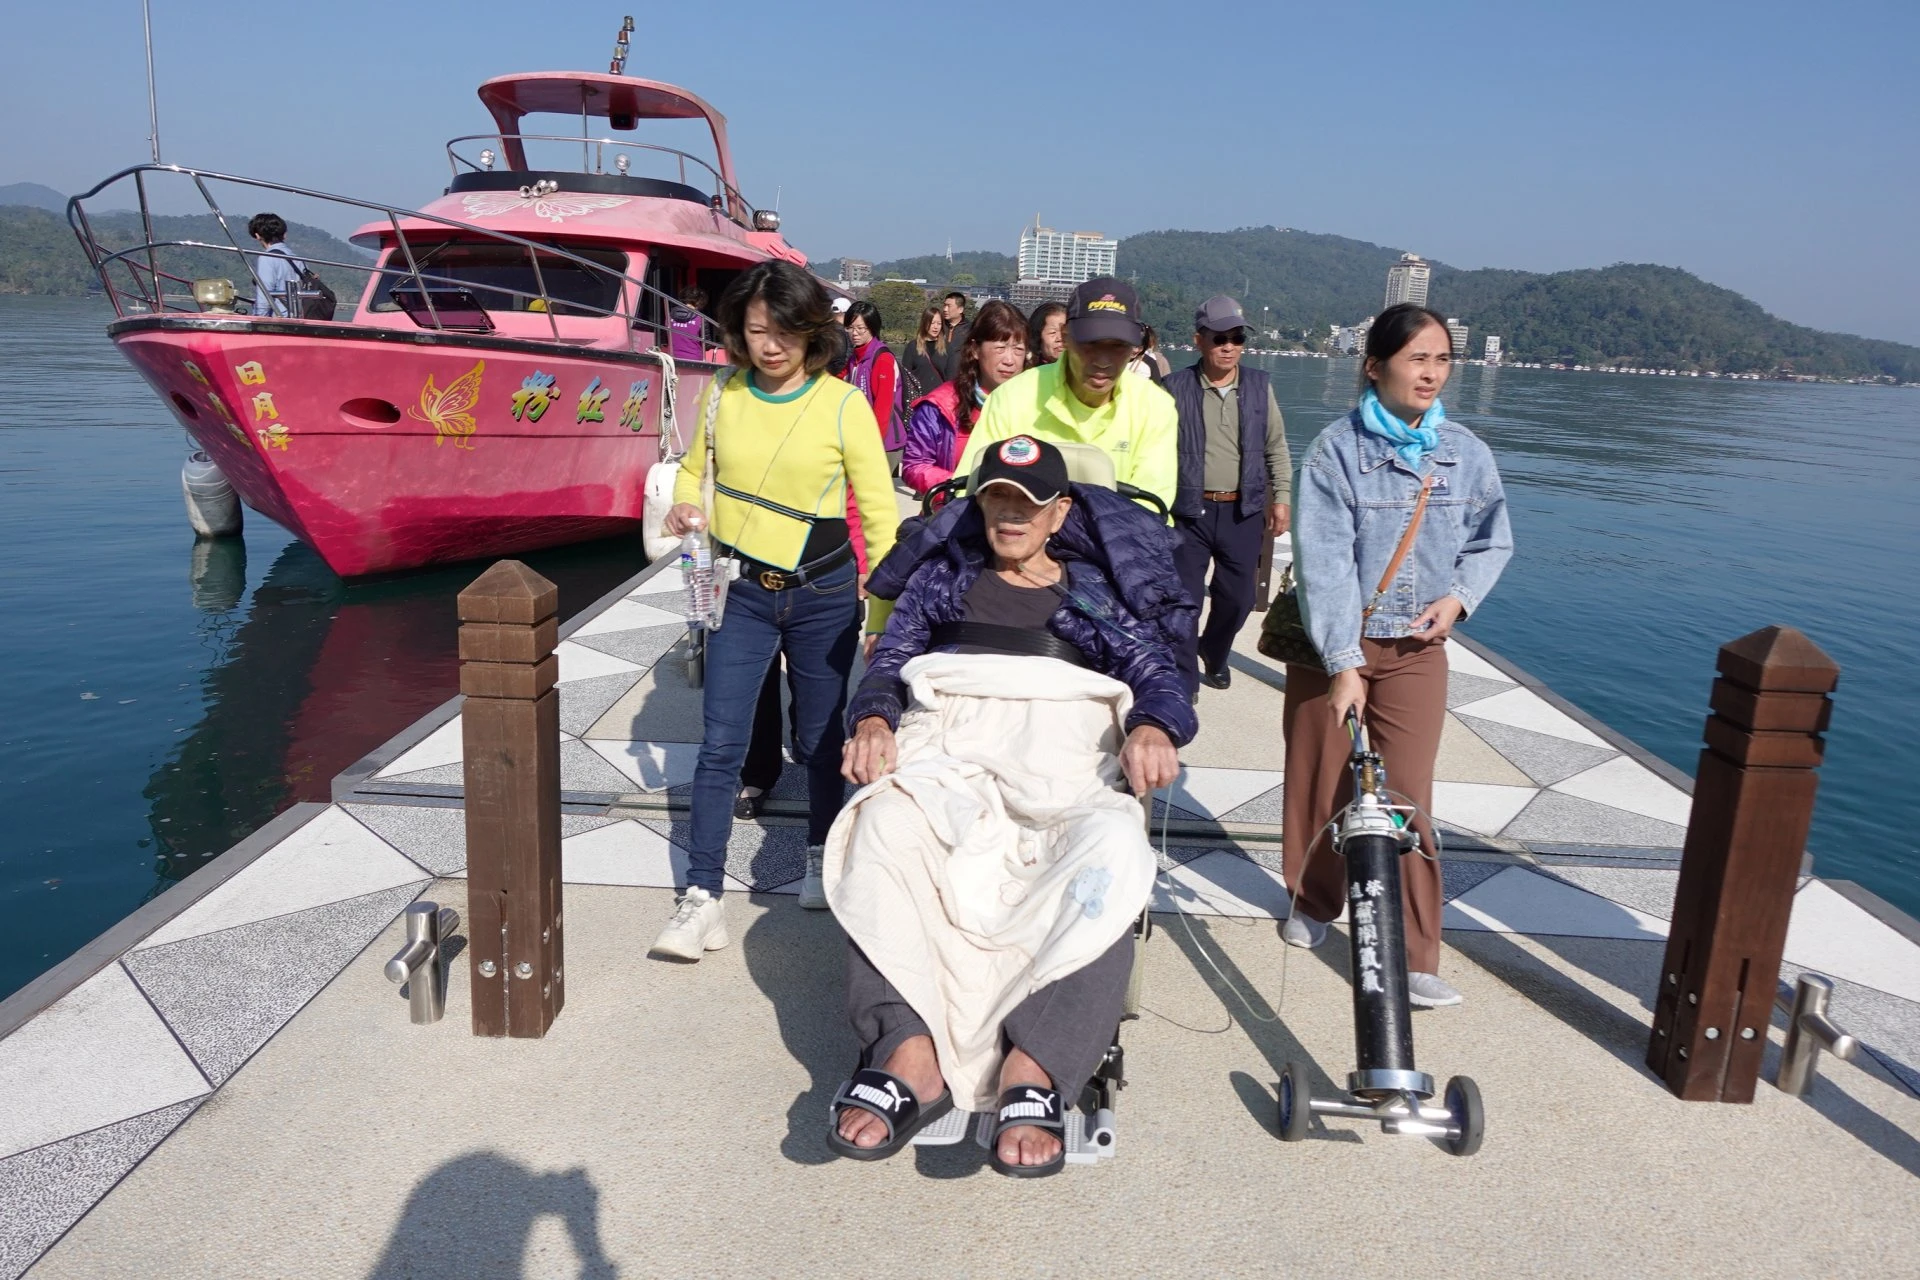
left=1121, top=724, right=1179, bottom=797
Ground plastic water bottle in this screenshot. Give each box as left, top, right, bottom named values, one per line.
left=680, top=527, right=719, bottom=629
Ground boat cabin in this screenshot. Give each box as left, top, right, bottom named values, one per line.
left=347, top=72, right=802, bottom=352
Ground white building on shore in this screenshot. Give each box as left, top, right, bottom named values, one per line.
left=1014, top=218, right=1117, bottom=307
left=1484, top=335, right=1503, bottom=365
left=1385, top=253, right=1431, bottom=309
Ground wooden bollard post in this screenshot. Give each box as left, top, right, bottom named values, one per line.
left=1647, top=625, right=1839, bottom=1101
left=458, top=561, right=564, bottom=1038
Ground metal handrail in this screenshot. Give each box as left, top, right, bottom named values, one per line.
left=66, top=162, right=718, bottom=340
left=444, top=133, right=758, bottom=224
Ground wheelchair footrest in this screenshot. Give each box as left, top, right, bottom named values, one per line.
left=905, top=1108, right=1116, bottom=1162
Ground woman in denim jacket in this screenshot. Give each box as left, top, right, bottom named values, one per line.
left=1283, top=304, right=1513, bottom=1008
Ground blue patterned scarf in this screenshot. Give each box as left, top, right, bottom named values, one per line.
left=1359, top=386, right=1444, bottom=470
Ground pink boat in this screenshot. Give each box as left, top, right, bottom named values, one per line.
left=71, top=62, right=808, bottom=577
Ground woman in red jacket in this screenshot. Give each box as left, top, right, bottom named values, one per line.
left=901, top=300, right=1028, bottom=496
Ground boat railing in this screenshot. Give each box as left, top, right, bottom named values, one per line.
left=67, top=163, right=718, bottom=351
left=445, top=134, right=758, bottom=224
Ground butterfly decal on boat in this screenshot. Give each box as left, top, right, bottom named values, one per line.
left=459, top=190, right=632, bottom=224
left=408, top=360, right=487, bottom=449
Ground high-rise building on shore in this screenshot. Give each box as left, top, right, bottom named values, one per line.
left=1445, top=318, right=1470, bottom=358
left=1384, top=253, right=1431, bottom=309
left=1018, top=219, right=1118, bottom=283
left=1483, top=335, right=1503, bottom=365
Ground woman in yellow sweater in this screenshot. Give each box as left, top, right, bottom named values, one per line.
left=652, top=260, right=898, bottom=960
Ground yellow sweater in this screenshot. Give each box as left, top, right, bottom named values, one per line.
left=673, top=370, right=897, bottom=629
left=957, top=362, right=1179, bottom=514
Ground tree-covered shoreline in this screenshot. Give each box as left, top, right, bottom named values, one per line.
left=830, top=228, right=1920, bottom=383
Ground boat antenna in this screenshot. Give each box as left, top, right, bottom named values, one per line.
left=610, top=15, right=634, bottom=74
left=141, top=0, right=161, bottom=162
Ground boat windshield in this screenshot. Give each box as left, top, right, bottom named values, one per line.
left=364, top=242, right=629, bottom=316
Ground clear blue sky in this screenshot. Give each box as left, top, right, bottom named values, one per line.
left=5, top=0, right=1917, bottom=342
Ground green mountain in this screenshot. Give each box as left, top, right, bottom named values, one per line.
left=817, top=250, right=1018, bottom=286
left=0, top=182, right=67, bottom=212
left=0, top=205, right=367, bottom=302
left=1116, top=227, right=1917, bottom=381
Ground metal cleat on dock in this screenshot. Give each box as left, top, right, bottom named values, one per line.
left=384, top=901, right=460, bottom=1024
left=1774, top=973, right=1859, bottom=1098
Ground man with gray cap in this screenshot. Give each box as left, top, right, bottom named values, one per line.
left=1164, top=295, right=1291, bottom=689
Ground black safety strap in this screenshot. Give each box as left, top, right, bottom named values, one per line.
left=928, top=621, right=1088, bottom=667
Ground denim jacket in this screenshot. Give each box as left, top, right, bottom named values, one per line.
left=1292, top=410, right=1513, bottom=675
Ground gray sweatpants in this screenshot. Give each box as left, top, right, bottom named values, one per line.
left=845, top=933, right=1133, bottom=1103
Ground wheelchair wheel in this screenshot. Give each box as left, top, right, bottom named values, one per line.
left=1442, top=1075, right=1484, bottom=1157
left=1277, top=1061, right=1310, bottom=1142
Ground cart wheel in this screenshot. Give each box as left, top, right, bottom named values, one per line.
left=1277, top=1061, right=1311, bottom=1142
left=1442, top=1075, right=1483, bottom=1157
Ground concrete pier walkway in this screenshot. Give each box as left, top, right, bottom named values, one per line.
left=4, top=523, right=1918, bottom=1278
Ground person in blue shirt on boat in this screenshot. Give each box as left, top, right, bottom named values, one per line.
left=1282, top=303, right=1513, bottom=1009
left=246, top=213, right=305, bottom=317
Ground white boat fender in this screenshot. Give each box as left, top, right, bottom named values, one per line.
left=181, top=451, right=242, bottom=538
left=642, top=458, right=682, bottom=562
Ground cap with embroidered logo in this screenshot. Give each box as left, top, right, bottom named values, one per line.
left=975, top=435, right=1069, bottom=505
left=1066, top=277, right=1143, bottom=347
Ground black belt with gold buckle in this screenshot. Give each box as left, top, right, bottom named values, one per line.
left=723, top=540, right=854, bottom=591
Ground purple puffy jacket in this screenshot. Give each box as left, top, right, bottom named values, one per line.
left=848, top=501, right=1197, bottom=746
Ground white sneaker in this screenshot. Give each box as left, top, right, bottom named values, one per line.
left=797, top=845, right=828, bottom=911
left=1281, top=910, right=1328, bottom=949
left=1407, top=971, right=1463, bottom=1008
left=649, top=887, right=729, bottom=961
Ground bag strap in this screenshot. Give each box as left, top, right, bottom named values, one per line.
left=1362, top=474, right=1434, bottom=619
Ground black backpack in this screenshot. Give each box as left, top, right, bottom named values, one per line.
left=274, top=247, right=337, bottom=320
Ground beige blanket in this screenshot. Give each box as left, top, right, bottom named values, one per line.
left=824, top=653, right=1155, bottom=1109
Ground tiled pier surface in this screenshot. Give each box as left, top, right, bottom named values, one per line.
left=4, top=537, right=1920, bottom=1277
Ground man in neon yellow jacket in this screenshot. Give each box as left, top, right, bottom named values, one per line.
left=955, top=278, right=1178, bottom=515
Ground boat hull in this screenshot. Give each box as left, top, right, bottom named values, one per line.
left=110, top=316, right=704, bottom=577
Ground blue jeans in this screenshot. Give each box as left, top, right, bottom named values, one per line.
left=687, top=559, right=860, bottom=893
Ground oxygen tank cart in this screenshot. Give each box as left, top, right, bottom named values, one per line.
left=1276, top=714, right=1484, bottom=1156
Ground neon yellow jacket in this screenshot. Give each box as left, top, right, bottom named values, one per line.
left=674, top=371, right=897, bottom=629
left=956, top=361, right=1179, bottom=513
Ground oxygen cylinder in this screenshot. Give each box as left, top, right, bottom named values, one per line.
left=180, top=451, right=242, bottom=538
left=1346, top=828, right=1416, bottom=1078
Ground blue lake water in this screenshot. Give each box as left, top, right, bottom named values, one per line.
left=0, top=295, right=1914, bottom=1001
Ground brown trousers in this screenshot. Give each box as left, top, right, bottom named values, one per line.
left=1282, top=637, right=1448, bottom=974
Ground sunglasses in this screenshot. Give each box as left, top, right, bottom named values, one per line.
left=1206, top=329, right=1248, bottom=346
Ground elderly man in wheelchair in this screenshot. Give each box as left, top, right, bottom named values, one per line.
left=822, top=435, right=1196, bottom=1177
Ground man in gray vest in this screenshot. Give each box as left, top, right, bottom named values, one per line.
left=1166, top=295, right=1291, bottom=689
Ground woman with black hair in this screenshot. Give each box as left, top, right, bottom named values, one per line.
left=654, top=260, right=900, bottom=957
left=843, top=300, right=904, bottom=465
left=1281, top=303, right=1514, bottom=1008
left=1026, top=301, right=1066, bottom=367
left=900, top=300, right=1028, bottom=496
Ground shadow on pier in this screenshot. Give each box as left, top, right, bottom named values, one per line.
left=368, top=1151, right=617, bottom=1279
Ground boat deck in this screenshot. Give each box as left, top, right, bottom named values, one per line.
left=3, top=507, right=1918, bottom=1277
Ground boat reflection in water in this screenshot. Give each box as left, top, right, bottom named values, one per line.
left=143, top=533, right=647, bottom=888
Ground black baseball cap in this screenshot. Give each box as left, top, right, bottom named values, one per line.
left=1066, top=277, right=1144, bottom=346
left=975, top=435, right=1069, bottom=505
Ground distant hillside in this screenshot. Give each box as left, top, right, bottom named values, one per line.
left=0, top=182, right=67, bottom=212
left=1115, top=227, right=1918, bottom=381
left=0, top=206, right=367, bottom=301
left=817, top=250, right=1017, bottom=286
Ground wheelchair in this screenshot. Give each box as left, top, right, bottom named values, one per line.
left=906, top=439, right=1167, bottom=1163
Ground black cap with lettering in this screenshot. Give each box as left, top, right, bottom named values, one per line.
left=975, top=435, right=1069, bottom=505
left=1066, top=277, right=1144, bottom=346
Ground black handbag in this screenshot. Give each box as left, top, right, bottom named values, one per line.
left=272, top=248, right=336, bottom=320
left=1257, top=475, right=1433, bottom=672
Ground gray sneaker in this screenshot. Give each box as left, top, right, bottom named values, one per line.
left=1281, top=910, right=1328, bottom=949
left=797, top=844, right=828, bottom=910
left=1407, top=971, right=1463, bottom=1008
